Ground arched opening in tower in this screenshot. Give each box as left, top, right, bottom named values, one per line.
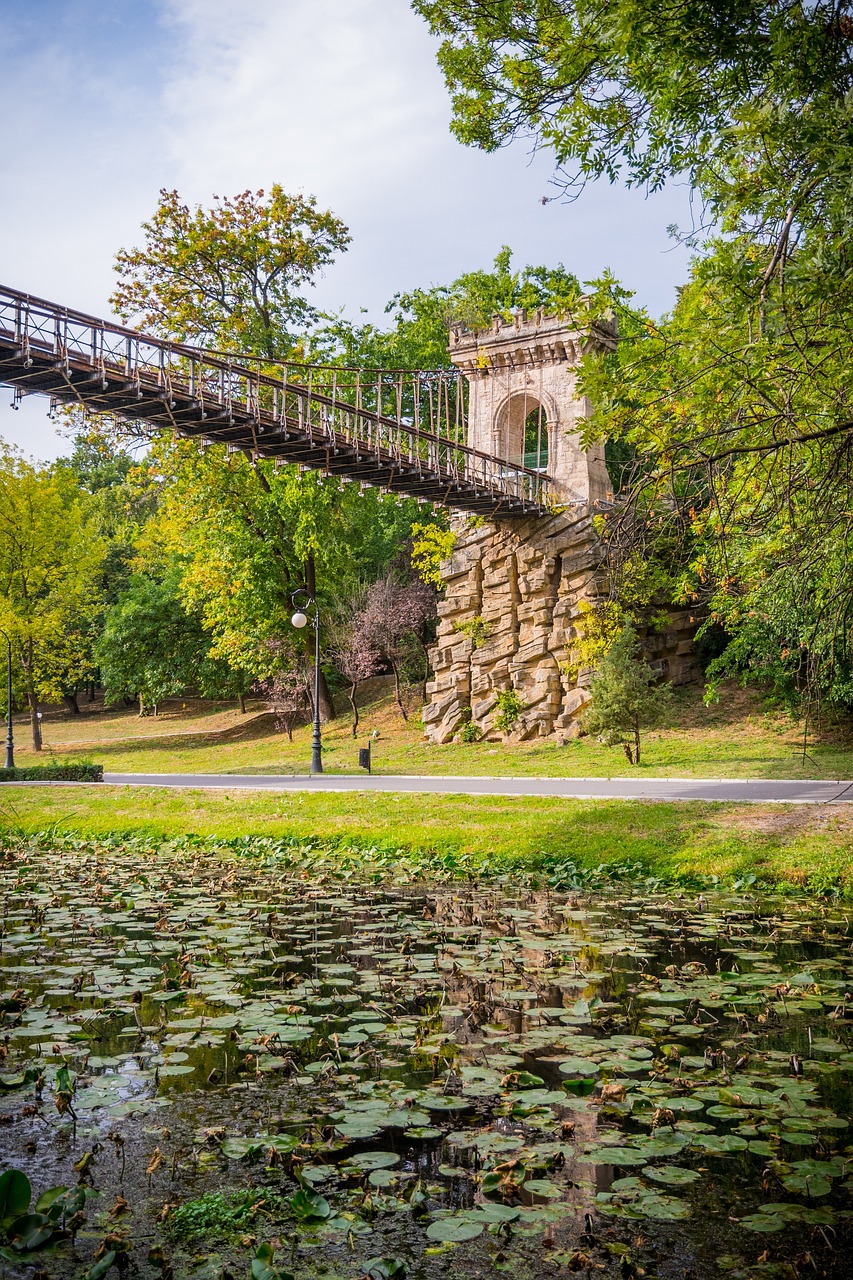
left=498, top=393, right=550, bottom=473
left=523, top=405, right=548, bottom=471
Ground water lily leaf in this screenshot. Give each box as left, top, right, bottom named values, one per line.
left=582, top=1147, right=648, bottom=1167
left=523, top=1179, right=564, bottom=1199
left=691, top=1133, right=748, bottom=1154
left=340, top=1152, right=400, bottom=1171
left=557, top=1057, right=599, bottom=1078
left=644, top=1165, right=700, bottom=1186
left=0, top=1170, right=31, bottom=1222
left=425, top=1217, right=484, bottom=1242
left=475, top=1203, right=520, bottom=1223
left=739, top=1213, right=786, bottom=1232
left=290, top=1188, right=331, bottom=1221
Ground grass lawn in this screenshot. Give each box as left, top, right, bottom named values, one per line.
left=3, top=783, right=852, bottom=896
left=11, top=678, right=853, bottom=780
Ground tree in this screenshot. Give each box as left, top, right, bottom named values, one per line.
left=330, top=614, right=383, bottom=738
left=254, top=658, right=311, bottom=740
left=112, top=186, right=350, bottom=356
left=0, top=448, right=103, bottom=749
left=581, top=624, right=672, bottom=765
left=96, top=572, right=242, bottom=713
left=320, top=246, right=584, bottom=369
left=111, top=186, right=435, bottom=719
left=358, top=574, right=438, bottom=718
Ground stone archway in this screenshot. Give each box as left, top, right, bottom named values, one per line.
left=496, top=392, right=552, bottom=471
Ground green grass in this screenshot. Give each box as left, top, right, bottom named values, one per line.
left=17, top=680, right=853, bottom=780
left=3, top=784, right=852, bottom=896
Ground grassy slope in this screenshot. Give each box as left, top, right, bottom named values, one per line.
left=17, top=680, right=853, bottom=779
left=3, top=784, right=852, bottom=896
left=5, top=681, right=850, bottom=896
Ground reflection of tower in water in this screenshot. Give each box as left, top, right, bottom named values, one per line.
left=425, top=887, right=614, bottom=1213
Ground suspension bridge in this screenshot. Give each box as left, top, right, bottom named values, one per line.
left=0, top=285, right=552, bottom=516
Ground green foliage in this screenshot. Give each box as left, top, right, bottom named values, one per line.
left=0, top=446, right=104, bottom=745
left=320, top=247, right=587, bottom=369
left=417, top=1, right=853, bottom=718
left=458, top=709, right=481, bottom=743
left=493, top=689, right=526, bottom=734
left=112, top=185, right=350, bottom=356
left=95, top=571, right=241, bottom=706
left=250, top=1242, right=294, bottom=1280
left=582, top=625, right=673, bottom=765
left=410, top=522, right=455, bottom=588
left=0, top=1169, right=95, bottom=1259
left=0, top=764, right=103, bottom=783
left=454, top=614, right=491, bottom=649
left=168, top=1189, right=287, bottom=1244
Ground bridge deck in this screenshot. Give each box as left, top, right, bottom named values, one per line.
left=0, top=286, right=552, bottom=517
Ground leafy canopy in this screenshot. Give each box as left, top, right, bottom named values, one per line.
left=112, top=185, right=350, bottom=356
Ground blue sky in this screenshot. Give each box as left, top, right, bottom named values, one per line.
left=0, top=0, right=694, bottom=460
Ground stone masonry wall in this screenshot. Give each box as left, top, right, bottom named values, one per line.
left=423, top=508, right=700, bottom=745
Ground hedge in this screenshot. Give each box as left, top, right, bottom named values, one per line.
left=0, top=764, right=104, bottom=783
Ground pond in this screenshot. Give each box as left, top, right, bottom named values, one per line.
left=0, top=842, right=851, bottom=1280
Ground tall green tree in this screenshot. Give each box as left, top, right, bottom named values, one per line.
left=112, top=186, right=351, bottom=356
left=96, top=571, right=243, bottom=713
left=320, top=246, right=585, bottom=368
left=0, top=447, right=103, bottom=748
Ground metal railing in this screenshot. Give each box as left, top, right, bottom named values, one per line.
left=0, top=285, right=552, bottom=511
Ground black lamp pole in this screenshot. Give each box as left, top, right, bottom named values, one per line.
left=0, top=630, right=14, bottom=769
left=291, top=593, right=323, bottom=775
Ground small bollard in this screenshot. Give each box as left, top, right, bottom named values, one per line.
left=358, top=743, right=372, bottom=774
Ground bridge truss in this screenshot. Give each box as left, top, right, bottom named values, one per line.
left=0, top=286, right=552, bottom=517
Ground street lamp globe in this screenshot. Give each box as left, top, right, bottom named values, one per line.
left=291, top=610, right=309, bottom=629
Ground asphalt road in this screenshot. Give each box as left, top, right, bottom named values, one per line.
left=91, top=772, right=853, bottom=804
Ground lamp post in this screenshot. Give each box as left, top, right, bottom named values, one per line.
left=291, top=592, right=323, bottom=775
left=0, top=630, right=14, bottom=769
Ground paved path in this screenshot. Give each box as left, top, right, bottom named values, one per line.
left=95, top=772, right=853, bottom=804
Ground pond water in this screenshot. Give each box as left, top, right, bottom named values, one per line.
left=0, top=843, right=852, bottom=1280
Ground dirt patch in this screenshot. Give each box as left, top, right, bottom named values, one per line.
left=714, top=802, right=853, bottom=841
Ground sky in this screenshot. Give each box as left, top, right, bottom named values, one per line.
left=0, top=0, right=694, bottom=461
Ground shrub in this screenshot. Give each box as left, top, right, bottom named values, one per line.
left=581, top=624, right=672, bottom=765
left=454, top=615, right=492, bottom=648
left=0, top=763, right=104, bottom=783
left=458, top=709, right=481, bottom=742
left=493, top=689, right=525, bottom=733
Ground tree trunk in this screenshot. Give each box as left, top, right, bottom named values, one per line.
left=622, top=742, right=634, bottom=765
left=238, top=692, right=247, bottom=714
left=634, top=721, right=641, bottom=766
left=139, top=691, right=145, bottom=717
left=87, top=681, right=96, bottom=703
left=349, top=682, right=359, bottom=738
left=390, top=658, right=408, bottom=722
left=24, top=641, right=41, bottom=752
left=63, top=692, right=81, bottom=716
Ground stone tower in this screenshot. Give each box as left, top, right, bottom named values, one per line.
left=422, top=310, right=699, bottom=744
left=449, top=306, right=615, bottom=505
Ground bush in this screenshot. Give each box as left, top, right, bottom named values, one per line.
left=0, top=763, right=104, bottom=783
left=494, top=689, right=525, bottom=734
left=582, top=624, right=672, bottom=765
